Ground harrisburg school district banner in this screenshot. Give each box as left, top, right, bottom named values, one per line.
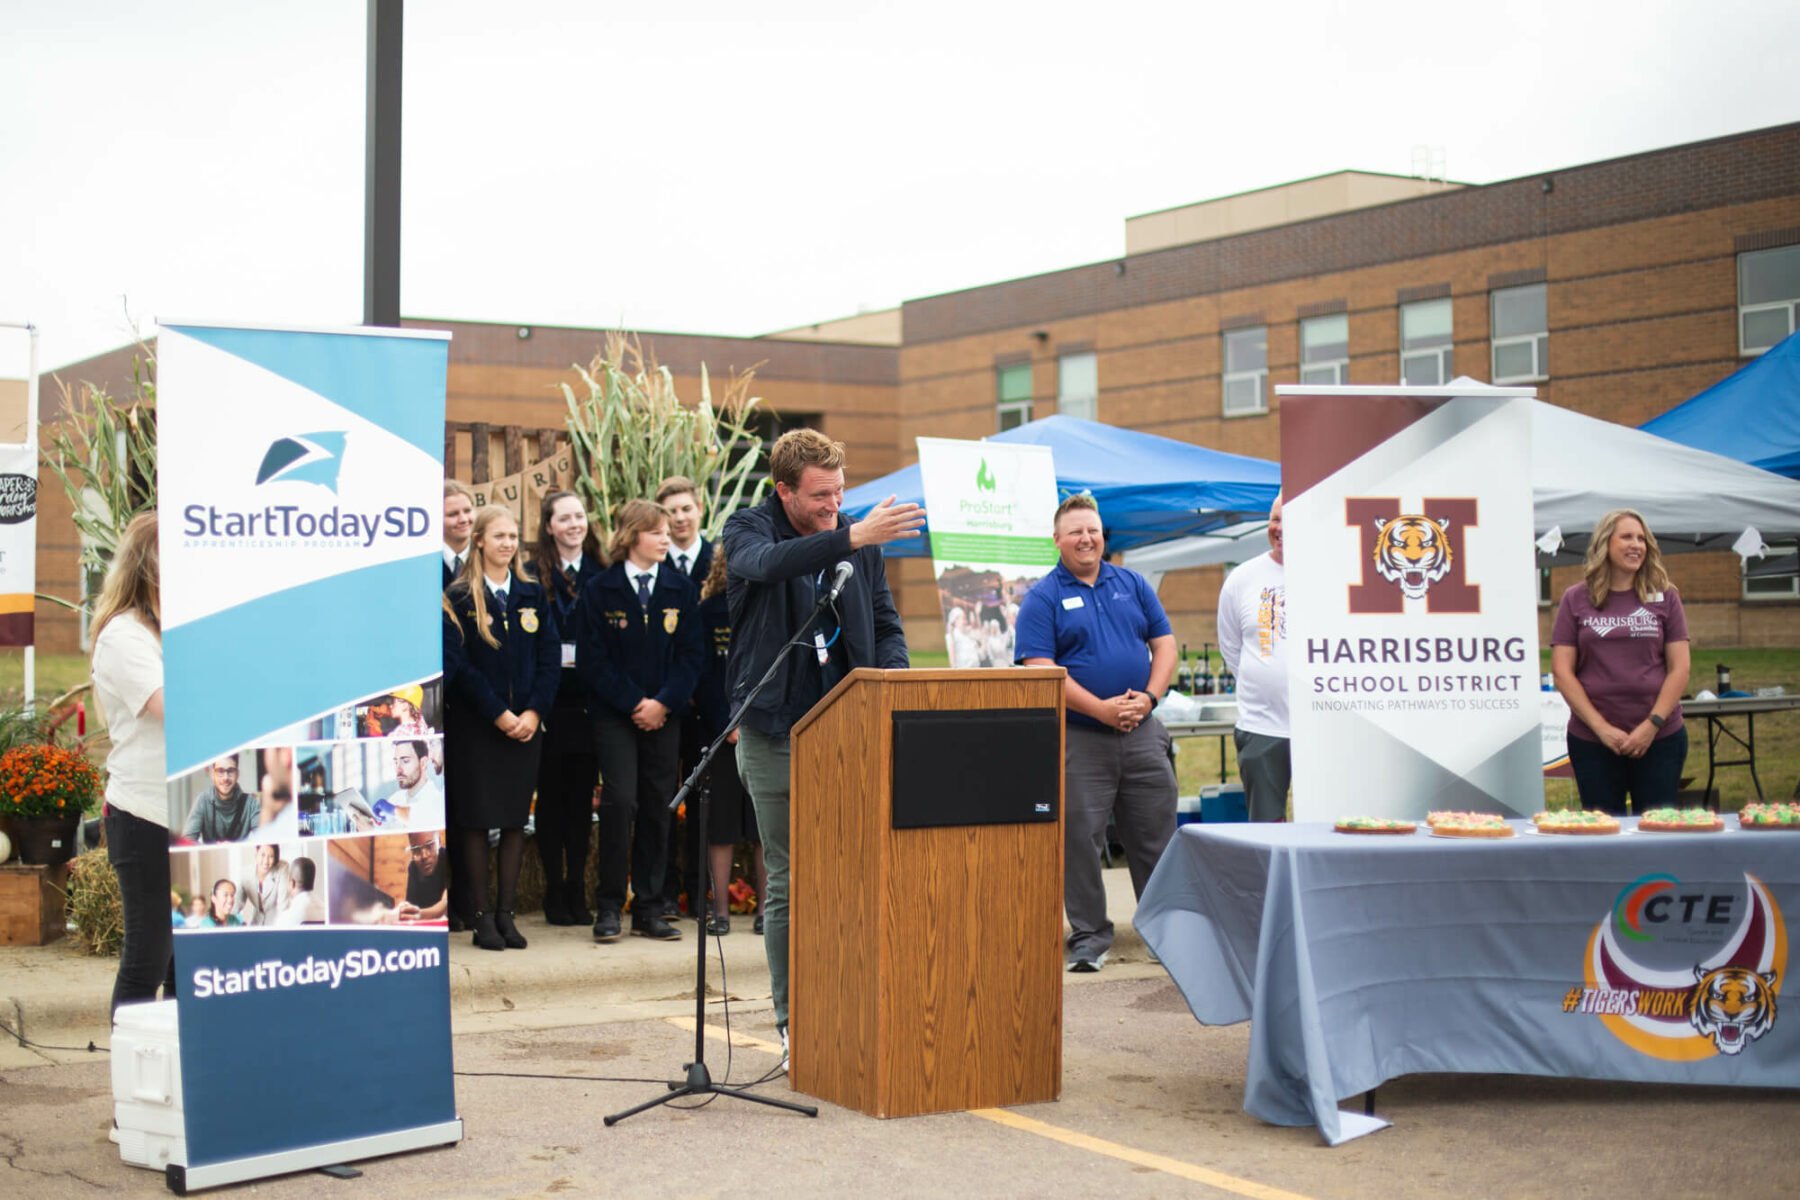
left=1278, top=385, right=1541, bottom=821
left=155, top=322, right=460, bottom=1185
left=915, top=437, right=1058, bottom=669
left=0, top=444, right=35, bottom=646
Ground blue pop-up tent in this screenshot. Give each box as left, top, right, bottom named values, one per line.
left=841, top=414, right=1280, bottom=557
left=1639, top=330, right=1800, bottom=478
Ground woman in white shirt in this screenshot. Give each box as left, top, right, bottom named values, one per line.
left=90, top=512, right=171, bottom=1017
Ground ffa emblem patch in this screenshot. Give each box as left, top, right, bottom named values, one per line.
left=662, top=608, right=680, bottom=635
left=518, top=606, right=539, bottom=633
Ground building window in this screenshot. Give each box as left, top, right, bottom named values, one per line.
left=1299, top=314, right=1348, bottom=385
left=1222, top=327, right=1267, bottom=415
left=1491, top=283, right=1548, bottom=383
left=1743, top=540, right=1799, bottom=600
left=997, top=363, right=1032, bottom=431
left=1057, top=352, right=1098, bottom=422
left=1538, top=566, right=1553, bottom=607
left=1739, top=245, right=1800, bottom=356
left=1400, top=298, right=1454, bottom=386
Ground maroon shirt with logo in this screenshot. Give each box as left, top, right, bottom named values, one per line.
left=1550, top=584, right=1689, bottom=743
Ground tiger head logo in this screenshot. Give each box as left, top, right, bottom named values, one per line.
left=1689, top=965, right=1777, bottom=1055
left=1371, top=515, right=1454, bottom=601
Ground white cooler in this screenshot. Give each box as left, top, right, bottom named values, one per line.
left=110, top=999, right=187, bottom=1171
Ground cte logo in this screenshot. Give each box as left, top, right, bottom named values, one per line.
left=1345, top=497, right=1480, bottom=614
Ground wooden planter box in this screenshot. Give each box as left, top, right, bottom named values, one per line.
left=0, top=862, right=69, bottom=946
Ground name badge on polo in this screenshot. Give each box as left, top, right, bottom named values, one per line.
left=1062, top=596, right=1085, bottom=611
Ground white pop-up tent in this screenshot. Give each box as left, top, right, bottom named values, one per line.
left=1123, top=390, right=1800, bottom=584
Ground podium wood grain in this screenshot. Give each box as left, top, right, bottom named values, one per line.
left=789, top=668, right=1065, bottom=1118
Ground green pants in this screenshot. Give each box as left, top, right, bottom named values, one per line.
left=735, top=726, right=791, bottom=1031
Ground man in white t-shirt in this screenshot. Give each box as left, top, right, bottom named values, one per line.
left=1216, top=496, right=1289, bottom=822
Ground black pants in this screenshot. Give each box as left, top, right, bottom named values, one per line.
left=105, top=805, right=176, bottom=1018
left=536, top=695, right=598, bottom=892
left=1567, top=726, right=1689, bottom=815
left=656, top=711, right=707, bottom=912
left=592, top=711, right=680, bottom=917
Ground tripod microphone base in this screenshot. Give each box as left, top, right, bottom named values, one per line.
left=604, top=1061, right=819, bottom=1126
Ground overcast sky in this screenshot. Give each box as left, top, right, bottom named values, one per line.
left=3, top=0, right=1796, bottom=378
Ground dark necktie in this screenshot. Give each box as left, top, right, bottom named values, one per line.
left=636, top=572, right=652, bottom=610
left=492, top=589, right=507, bottom=623
left=676, top=553, right=689, bottom=576
left=564, top=563, right=578, bottom=590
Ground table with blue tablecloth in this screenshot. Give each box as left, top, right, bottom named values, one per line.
left=1135, top=819, right=1798, bottom=1145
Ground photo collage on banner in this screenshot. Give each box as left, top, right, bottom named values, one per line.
left=167, top=679, right=449, bottom=932
left=915, top=437, right=1059, bottom=668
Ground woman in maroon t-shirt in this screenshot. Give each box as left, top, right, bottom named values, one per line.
left=1550, top=509, right=1692, bottom=814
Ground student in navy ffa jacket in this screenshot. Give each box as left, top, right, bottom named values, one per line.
left=649, top=473, right=715, bottom=924
left=527, top=489, right=606, bottom=926
left=692, top=546, right=764, bottom=937
left=443, top=505, right=560, bottom=952
left=576, top=499, right=703, bottom=943
left=443, top=480, right=475, bottom=589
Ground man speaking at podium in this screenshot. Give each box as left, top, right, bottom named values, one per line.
left=722, top=428, right=923, bottom=1067
left=1016, top=493, right=1177, bottom=974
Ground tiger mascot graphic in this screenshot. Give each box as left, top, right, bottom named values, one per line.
left=1371, top=514, right=1454, bottom=601
left=1688, top=965, right=1778, bottom=1055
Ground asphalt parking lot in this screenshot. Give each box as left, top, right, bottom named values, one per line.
left=6, top=965, right=1800, bottom=1200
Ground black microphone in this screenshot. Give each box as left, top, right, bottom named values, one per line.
left=826, top=560, right=854, bottom=602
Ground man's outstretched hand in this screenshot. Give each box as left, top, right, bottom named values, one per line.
left=849, top=495, right=926, bottom=550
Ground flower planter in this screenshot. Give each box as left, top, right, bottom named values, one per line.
left=5, top=813, right=82, bottom=866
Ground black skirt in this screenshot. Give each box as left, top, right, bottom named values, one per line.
left=445, top=701, right=543, bottom=830
left=701, top=737, right=758, bottom=845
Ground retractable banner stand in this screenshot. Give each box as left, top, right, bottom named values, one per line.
left=1278, top=384, right=1541, bottom=821
left=0, top=444, right=36, bottom=646
left=156, top=322, right=460, bottom=1191
left=915, top=437, right=1058, bottom=668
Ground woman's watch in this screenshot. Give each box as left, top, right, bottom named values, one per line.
left=1648, top=713, right=1666, bottom=728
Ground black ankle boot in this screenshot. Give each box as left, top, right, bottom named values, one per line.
left=472, top=911, right=505, bottom=951
left=495, top=909, right=528, bottom=949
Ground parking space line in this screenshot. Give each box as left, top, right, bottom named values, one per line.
left=970, top=1109, right=1315, bottom=1200
left=665, top=1016, right=780, bottom=1053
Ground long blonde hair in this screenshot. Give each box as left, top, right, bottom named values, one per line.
left=90, top=511, right=161, bottom=643
left=1584, top=508, right=1672, bottom=607
left=452, top=505, right=528, bottom=649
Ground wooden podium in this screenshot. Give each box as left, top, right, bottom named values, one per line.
left=788, top=667, right=1066, bottom=1118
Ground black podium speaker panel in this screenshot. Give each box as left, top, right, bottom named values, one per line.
left=890, top=708, right=1061, bottom=829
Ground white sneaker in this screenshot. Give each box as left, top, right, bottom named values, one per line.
left=779, top=1027, right=789, bottom=1075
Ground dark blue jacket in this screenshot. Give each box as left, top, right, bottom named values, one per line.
left=669, top=538, right=714, bottom=588
left=542, top=552, right=606, bottom=706
left=693, top=590, right=733, bottom=737
left=443, top=574, right=562, bottom=723
left=576, top=562, right=703, bottom=718
left=721, top=492, right=908, bottom=735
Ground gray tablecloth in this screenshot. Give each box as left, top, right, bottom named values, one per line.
left=1136, top=820, right=1799, bottom=1144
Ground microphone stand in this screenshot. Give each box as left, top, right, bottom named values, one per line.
left=603, top=580, right=846, bottom=1125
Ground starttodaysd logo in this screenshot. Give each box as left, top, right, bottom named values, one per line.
left=255, top=432, right=348, bottom=493
left=1345, top=497, right=1481, bottom=614
left=1564, top=871, right=1785, bottom=1061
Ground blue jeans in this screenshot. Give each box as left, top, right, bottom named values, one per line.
left=1567, top=727, right=1689, bottom=815
left=735, top=727, right=791, bottom=1030
left=105, top=804, right=176, bottom=1019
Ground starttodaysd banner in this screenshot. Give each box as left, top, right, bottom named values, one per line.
left=1278, top=384, right=1541, bottom=821
left=915, top=437, right=1058, bottom=669
left=155, top=321, right=460, bottom=1189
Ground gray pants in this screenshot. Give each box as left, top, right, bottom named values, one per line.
left=1064, top=717, right=1178, bottom=960
left=735, top=726, right=792, bottom=1031
left=1233, top=728, right=1291, bottom=822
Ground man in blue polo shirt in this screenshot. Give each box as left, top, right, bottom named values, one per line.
left=1017, top=493, right=1177, bottom=972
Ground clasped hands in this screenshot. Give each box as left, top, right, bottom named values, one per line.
left=493, top=709, right=542, bottom=741
left=1601, top=719, right=1658, bottom=759
left=1102, top=688, right=1154, bottom=733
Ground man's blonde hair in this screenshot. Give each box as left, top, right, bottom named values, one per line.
left=769, top=428, right=845, bottom=490
left=1053, top=492, right=1100, bottom=533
